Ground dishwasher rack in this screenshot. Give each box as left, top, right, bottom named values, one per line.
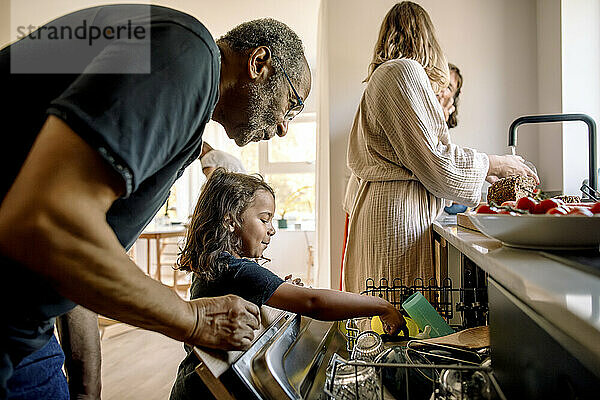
left=323, top=347, right=507, bottom=400
left=346, top=277, right=488, bottom=353
left=332, top=277, right=505, bottom=399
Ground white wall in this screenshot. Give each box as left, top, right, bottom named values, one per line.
left=0, top=0, right=8, bottom=46
left=536, top=0, right=563, bottom=192
left=263, top=230, right=316, bottom=284
left=315, top=0, right=331, bottom=289
left=320, top=0, right=540, bottom=289
left=533, top=0, right=600, bottom=195
left=561, top=0, right=600, bottom=195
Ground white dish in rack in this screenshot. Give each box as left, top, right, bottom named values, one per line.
left=467, top=213, right=600, bottom=250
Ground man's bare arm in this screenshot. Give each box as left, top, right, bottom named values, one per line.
left=0, top=116, right=259, bottom=349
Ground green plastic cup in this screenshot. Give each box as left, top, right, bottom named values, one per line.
left=402, top=292, right=454, bottom=338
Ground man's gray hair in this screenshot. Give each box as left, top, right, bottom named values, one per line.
left=217, top=18, right=305, bottom=86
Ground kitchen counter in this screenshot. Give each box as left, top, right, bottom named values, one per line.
left=433, top=214, right=600, bottom=373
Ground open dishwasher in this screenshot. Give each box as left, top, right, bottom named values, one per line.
left=197, top=274, right=502, bottom=400
left=330, top=277, right=504, bottom=399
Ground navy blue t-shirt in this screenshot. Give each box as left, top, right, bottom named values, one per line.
left=170, top=253, right=284, bottom=400
left=189, top=252, right=285, bottom=306
left=0, top=4, right=220, bottom=392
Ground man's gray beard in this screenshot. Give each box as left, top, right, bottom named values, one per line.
left=235, top=79, right=280, bottom=146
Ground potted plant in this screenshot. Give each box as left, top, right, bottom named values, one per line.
left=156, top=190, right=177, bottom=226
left=277, top=186, right=311, bottom=229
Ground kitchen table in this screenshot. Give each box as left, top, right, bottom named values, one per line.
left=139, top=224, right=188, bottom=291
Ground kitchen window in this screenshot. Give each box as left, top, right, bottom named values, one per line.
left=172, top=112, right=317, bottom=231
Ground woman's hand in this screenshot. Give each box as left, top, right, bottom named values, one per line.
left=379, top=305, right=407, bottom=336
left=487, top=154, right=539, bottom=184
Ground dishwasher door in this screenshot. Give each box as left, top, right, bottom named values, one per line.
left=221, top=313, right=347, bottom=400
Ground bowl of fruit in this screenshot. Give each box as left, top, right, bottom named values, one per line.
left=468, top=197, right=600, bottom=249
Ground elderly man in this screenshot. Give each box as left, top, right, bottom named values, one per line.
left=0, top=4, right=310, bottom=399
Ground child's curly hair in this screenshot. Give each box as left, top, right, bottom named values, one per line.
left=176, top=168, right=275, bottom=281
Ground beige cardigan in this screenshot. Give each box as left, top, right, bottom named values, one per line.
left=343, top=59, right=488, bottom=293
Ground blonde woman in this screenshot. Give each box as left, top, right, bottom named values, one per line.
left=342, top=2, right=537, bottom=293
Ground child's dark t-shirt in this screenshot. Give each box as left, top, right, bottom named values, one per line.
left=170, top=253, right=285, bottom=400
left=189, top=252, right=285, bottom=306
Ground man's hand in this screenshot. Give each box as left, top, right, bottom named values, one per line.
left=186, top=295, right=260, bottom=350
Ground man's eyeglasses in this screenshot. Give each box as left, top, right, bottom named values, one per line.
left=272, top=55, right=304, bottom=121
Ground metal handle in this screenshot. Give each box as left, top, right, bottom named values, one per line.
left=508, top=113, right=598, bottom=195
left=581, top=183, right=600, bottom=202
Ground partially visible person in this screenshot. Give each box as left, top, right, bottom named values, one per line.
left=199, top=141, right=246, bottom=177
left=170, top=168, right=405, bottom=399
left=342, top=2, right=537, bottom=293
left=439, top=63, right=468, bottom=214
left=437, top=63, right=463, bottom=128
left=4, top=305, right=101, bottom=400
left=340, top=62, right=463, bottom=287
left=55, top=306, right=101, bottom=400
left=0, top=5, right=311, bottom=398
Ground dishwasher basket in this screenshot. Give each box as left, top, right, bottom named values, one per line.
left=330, top=277, right=504, bottom=399
left=324, top=343, right=507, bottom=400
left=346, top=277, right=488, bottom=353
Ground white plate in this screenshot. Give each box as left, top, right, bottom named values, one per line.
left=467, top=213, right=600, bottom=250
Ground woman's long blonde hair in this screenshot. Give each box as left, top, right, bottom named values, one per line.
left=365, top=1, right=449, bottom=94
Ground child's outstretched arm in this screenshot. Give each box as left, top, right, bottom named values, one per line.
left=266, top=283, right=406, bottom=335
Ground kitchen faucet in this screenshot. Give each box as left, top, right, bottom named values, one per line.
left=508, top=113, right=598, bottom=199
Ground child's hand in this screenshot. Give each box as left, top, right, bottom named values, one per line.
left=379, top=306, right=407, bottom=336
left=284, top=274, right=304, bottom=287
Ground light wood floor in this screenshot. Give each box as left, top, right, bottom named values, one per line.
left=100, top=258, right=191, bottom=399
left=101, top=323, right=186, bottom=400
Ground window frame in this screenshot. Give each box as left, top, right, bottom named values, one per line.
left=258, top=111, right=317, bottom=176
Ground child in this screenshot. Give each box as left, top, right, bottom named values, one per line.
left=170, top=168, right=405, bottom=399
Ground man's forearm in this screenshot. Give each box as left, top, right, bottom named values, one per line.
left=18, top=213, right=195, bottom=342
left=56, top=306, right=102, bottom=399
